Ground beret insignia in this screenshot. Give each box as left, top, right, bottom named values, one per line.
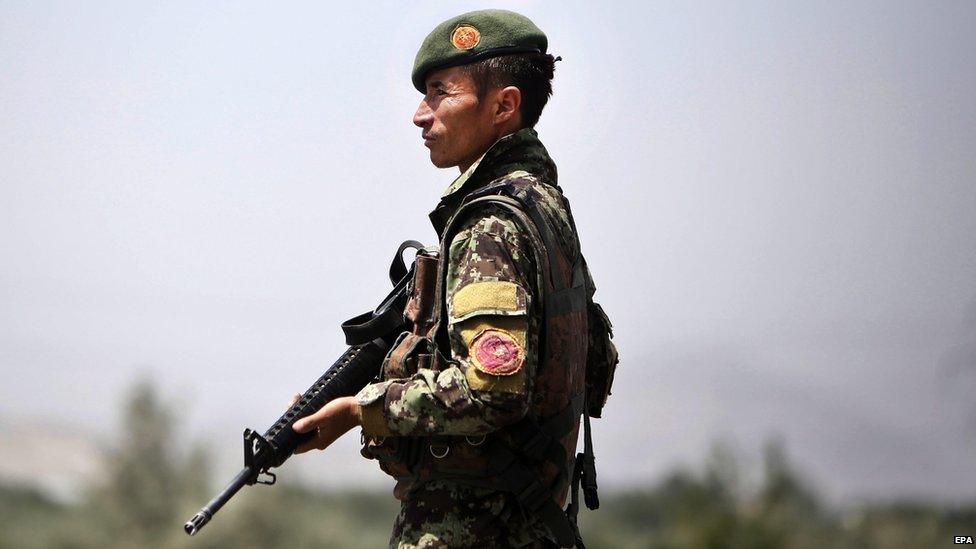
left=451, top=25, right=481, bottom=51
left=470, top=329, right=523, bottom=376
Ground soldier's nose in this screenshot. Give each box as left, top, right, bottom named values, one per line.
left=413, top=101, right=433, bottom=128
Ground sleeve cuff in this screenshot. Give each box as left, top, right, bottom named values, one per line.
left=359, top=398, right=394, bottom=437
left=355, top=381, right=395, bottom=436
left=355, top=381, right=389, bottom=406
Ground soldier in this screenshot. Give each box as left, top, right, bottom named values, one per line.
left=291, top=9, right=615, bottom=548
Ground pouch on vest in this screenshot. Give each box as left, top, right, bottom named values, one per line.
left=361, top=248, right=453, bottom=479
left=582, top=258, right=619, bottom=419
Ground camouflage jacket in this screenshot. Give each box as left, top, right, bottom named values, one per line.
left=355, top=129, right=576, bottom=548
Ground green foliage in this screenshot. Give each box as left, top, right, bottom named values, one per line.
left=576, top=438, right=970, bottom=549
left=1, top=380, right=972, bottom=548
left=92, top=379, right=183, bottom=546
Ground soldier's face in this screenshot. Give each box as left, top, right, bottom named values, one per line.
left=413, top=67, right=498, bottom=171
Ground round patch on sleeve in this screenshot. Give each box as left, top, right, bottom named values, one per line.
left=470, top=329, right=524, bottom=376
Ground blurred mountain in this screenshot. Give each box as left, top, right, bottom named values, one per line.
left=0, top=418, right=105, bottom=503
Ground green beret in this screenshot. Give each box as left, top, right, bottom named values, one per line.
left=412, top=9, right=548, bottom=92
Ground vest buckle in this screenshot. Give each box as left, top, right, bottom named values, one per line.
left=464, top=434, right=487, bottom=447
left=429, top=443, right=450, bottom=459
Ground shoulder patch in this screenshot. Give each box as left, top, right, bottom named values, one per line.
left=470, top=328, right=524, bottom=376
left=450, top=280, right=528, bottom=323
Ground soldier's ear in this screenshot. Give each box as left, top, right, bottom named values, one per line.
left=494, top=85, right=522, bottom=125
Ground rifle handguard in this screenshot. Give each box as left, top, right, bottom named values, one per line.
left=182, top=240, right=423, bottom=536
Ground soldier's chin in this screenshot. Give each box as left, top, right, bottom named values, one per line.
left=428, top=151, right=457, bottom=169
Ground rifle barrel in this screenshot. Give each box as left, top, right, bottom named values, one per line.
left=183, top=467, right=253, bottom=536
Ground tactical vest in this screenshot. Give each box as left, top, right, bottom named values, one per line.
left=363, top=175, right=617, bottom=548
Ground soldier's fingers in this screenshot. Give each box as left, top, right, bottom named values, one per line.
left=313, top=427, right=343, bottom=450
left=287, top=393, right=301, bottom=408
left=294, top=433, right=320, bottom=455
left=293, top=404, right=331, bottom=433
left=292, top=399, right=344, bottom=433
left=292, top=416, right=315, bottom=433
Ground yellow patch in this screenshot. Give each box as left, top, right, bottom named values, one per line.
left=466, top=363, right=526, bottom=394
left=451, top=281, right=526, bottom=323
left=451, top=25, right=481, bottom=51
left=457, top=316, right=526, bottom=349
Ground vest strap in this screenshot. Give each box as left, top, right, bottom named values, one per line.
left=564, top=394, right=600, bottom=548
left=483, top=443, right=576, bottom=547
left=581, top=409, right=599, bottom=510
left=547, top=285, right=588, bottom=316
left=503, top=392, right=583, bottom=464
left=566, top=453, right=587, bottom=549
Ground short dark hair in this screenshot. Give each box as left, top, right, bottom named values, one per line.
left=460, top=52, right=558, bottom=128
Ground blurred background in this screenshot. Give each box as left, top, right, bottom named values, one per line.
left=2, top=1, right=974, bottom=547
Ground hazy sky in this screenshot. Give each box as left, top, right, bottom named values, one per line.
left=2, top=1, right=975, bottom=503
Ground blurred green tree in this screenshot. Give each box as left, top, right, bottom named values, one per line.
left=2, top=379, right=971, bottom=548
left=90, top=378, right=186, bottom=547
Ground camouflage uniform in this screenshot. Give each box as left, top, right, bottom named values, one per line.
left=355, top=129, right=578, bottom=548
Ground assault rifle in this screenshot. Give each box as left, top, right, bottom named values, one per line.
left=183, top=240, right=423, bottom=536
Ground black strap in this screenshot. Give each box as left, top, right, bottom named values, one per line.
left=550, top=262, right=588, bottom=315
left=340, top=307, right=404, bottom=346
left=581, top=410, right=599, bottom=510
left=388, top=239, right=424, bottom=285
left=548, top=284, right=588, bottom=316
left=547, top=393, right=586, bottom=439
left=341, top=240, right=422, bottom=345
left=504, top=393, right=584, bottom=465
left=565, top=394, right=598, bottom=548
left=488, top=394, right=587, bottom=548
left=566, top=453, right=586, bottom=549
left=485, top=444, right=577, bottom=548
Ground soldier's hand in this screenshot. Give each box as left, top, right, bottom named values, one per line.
left=292, top=396, right=362, bottom=455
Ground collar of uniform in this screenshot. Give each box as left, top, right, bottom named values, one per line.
left=429, top=127, right=557, bottom=237
left=440, top=147, right=492, bottom=198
